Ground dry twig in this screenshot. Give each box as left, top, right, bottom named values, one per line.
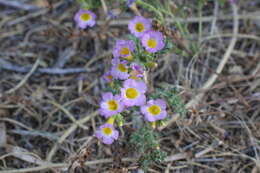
left=0, top=58, right=94, bottom=75
left=0, top=0, right=39, bottom=11
left=5, top=57, right=41, bottom=94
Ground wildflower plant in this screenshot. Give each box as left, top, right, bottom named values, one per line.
left=91, top=15, right=174, bottom=169
left=74, top=0, right=187, bottom=170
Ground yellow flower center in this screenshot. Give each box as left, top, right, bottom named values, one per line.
left=107, top=75, right=113, bottom=80
left=135, top=23, right=145, bottom=32
left=102, top=127, right=112, bottom=135
left=107, top=100, right=118, bottom=111
left=125, top=88, right=139, bottom=99
left=147, top=39, right=157, bottom=48
left=117, top=64, right=127, bottom=72
left=148, top=105, right=161, bottom=115
left=80, top=13, right=92, bottom=21
left=120, top=47, right=130, bottom=56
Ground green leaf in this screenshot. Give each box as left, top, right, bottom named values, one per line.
left=130, top=124, right=166, bottom=170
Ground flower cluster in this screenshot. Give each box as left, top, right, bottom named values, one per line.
left=95, top=16, right=168, bottom=145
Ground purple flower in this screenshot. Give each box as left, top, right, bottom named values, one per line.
left=102, top=71, right=113, bottom=83
left=74, top=9, right=96, bottom=29
left=141, top=30, right=165, bottom=53
left=111, top=58, right=130, bottom=80
left=95, top=123, right=119, bottom=144
left=113, top=40, right=135, bottom=60
left=130, top=63, right=144, bottom=80
left=121, top=79, right=147, bottom=106
left=128, top=16, right=152, bottom=38
left=99, top=92, right=124, bottom=118
left=141, top=99, right=167, bottom=122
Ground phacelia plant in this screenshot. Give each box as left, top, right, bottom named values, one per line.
left=94, top=15, right=170, bottom=145
left=74, top=0, right=187, bottom=170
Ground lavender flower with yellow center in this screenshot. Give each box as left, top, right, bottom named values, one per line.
left=141, top=30, right=165, bottom=53
left=99, top=92, right=124, bottom=118
left=128, top=16, right=152, bottom=38
left=130, top=63, right=144, bottom=80
left=113, top=40, right=135, bottom=60
left=141, top=99, right=167, bottom=122
left=102, top=71, right=113, bottom=83
left=74, top=9, right=96, bottom=29
left=95, top=123, right=119, bottom=144
left=111, top=58, right=130, bottom=80
left=121, top=79, right=146, bottom=106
